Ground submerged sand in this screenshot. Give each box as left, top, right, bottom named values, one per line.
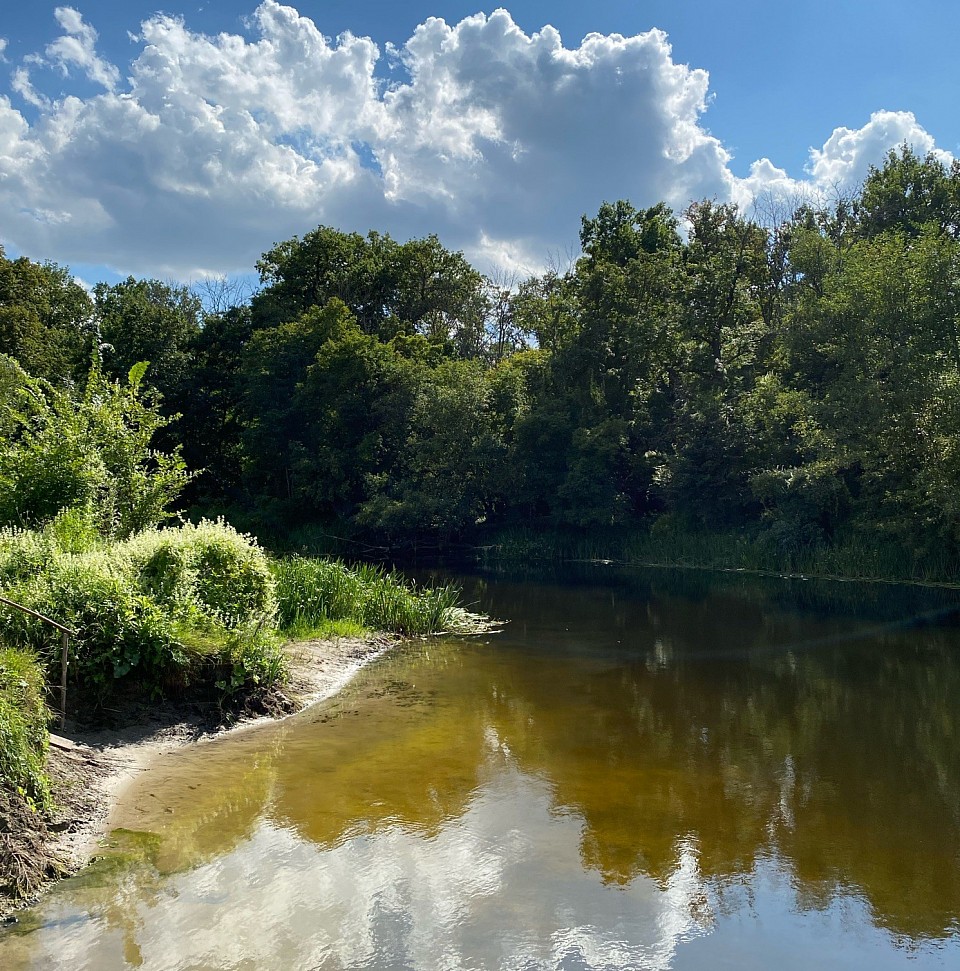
left=1, top=635, right=393, bottom=919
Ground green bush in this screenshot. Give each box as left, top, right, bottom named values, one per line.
left=126, top=520, right=277, bottom=627
left=0, top=520, right=284, bottom=705
left=0, top=647, right=51, bottom=811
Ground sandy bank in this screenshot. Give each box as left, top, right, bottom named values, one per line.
left=1, top=634, right=394, bottom=920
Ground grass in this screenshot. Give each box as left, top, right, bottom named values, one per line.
left=272, top=556, right=465, bottom=637
left=0, top=646, right=51, bottom=812
left=281, top=617, right=369, bottom=641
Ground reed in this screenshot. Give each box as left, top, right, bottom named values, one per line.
left=272, top=556, right=463, bottom=636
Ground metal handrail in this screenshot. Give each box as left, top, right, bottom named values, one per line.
left=0, top=594, right=78, bottom=728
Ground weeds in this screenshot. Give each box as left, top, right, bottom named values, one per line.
left=0, top=647, right=51, bottom=812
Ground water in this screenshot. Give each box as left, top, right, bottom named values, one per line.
left=3, top=565, right=960, bottom=969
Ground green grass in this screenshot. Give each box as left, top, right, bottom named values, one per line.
left=0, top=646, right=51, bottom=812
left=280, top=617, right=369, bottom=641
left=272, top=556, right=464, bottom=637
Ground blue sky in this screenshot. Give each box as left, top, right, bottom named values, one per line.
left=1, top=1, right=957, bottom=284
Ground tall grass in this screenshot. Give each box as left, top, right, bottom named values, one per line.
left=0, top=646, right=51, bottom=811
left=272, top=557, right=462, bottom=636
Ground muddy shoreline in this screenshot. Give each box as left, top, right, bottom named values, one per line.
left=1, top=634, right=394, bottom=920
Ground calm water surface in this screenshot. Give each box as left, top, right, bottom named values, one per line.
left=3, top=566, right=960, bottom=969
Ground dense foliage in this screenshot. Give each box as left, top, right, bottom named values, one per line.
left=4, top=146, right=960, bottom=571
left=0, top=517, right=284, bottom=704
left=0, top=356, right=191, bottom=537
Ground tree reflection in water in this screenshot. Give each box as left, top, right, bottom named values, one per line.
left=4, top=567, right=960, bottom=969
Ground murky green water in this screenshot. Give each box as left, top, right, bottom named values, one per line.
left=4, top=566, right=960, bottom=969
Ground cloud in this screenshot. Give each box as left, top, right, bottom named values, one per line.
left=806, top=109, right=950, bottom=187
left=0, top=3, right=952, bottom=279
left=10, top=7, right=120, bottom=116
left=46, top=6, right=121, bottom=90
left=743, top=109, right=953, bottom=204
left=10, top=66, right=51, bottom=109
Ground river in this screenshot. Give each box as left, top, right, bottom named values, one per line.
left=3, top=564, right=960, bottom=969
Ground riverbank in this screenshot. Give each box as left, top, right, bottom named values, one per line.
left=0, top=633, right=394, bottom=921
left=476, top=524, right=960, bottom=588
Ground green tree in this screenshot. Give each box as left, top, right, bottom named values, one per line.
left=94, top=277, right=202, bottom=400
left=176, top=305, right=256, bottom=502
left=662, top=201, right=771, bottom=525
left=857, top=144, right=960, bottom=240
left=253, top=227, right=490, bottom=357
left=0, top=247, right=92, bottom=384
left=358, top=360, right=508, bottom=540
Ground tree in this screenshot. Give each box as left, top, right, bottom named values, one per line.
left=0, top=247, right=93, bottom=384
left=94, top=277, right=202, bottom=402
left=358, top=360, right=508, bottom=540
left=176, top=305, right=257, bottom=502
left=661, top=201, right=770, bottom=525
left=857, top=144, right=960, bottom=240
left=252, top=227, right=487, bottom=353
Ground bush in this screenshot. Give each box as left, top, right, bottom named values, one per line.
left=0, top=520, right=283, bottom=706
left=127, top=520, right=277, bottom=628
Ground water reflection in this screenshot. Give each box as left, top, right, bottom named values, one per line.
left=3, top=567, right=960, bottom=969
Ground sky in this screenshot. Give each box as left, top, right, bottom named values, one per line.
left=1, top=1, right=959, bottom=285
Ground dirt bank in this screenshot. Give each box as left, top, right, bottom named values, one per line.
left=1, top=634, right=394, bottom=921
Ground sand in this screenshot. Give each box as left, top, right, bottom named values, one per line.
left=1, top=634, right=394, bottom=919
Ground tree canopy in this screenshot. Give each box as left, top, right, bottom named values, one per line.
left=4, top=145, right=960, bottom=557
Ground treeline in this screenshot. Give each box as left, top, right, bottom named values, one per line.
left=4, top=146, right=960, bottom=563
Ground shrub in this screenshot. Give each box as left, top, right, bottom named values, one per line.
left=127, top=520, right=277, bottom=628
left=0, top=520, right=283, bottom=706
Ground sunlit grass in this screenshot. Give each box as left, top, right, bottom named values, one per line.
left=281, top=617, right=369, bottom=641
left=271, top=556, right=463, bottom=636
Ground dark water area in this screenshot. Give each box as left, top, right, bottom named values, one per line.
left=3, top=565, right=960, bottom=969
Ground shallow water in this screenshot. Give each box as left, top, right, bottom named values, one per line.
left=4, top=565, right=960, bottom=969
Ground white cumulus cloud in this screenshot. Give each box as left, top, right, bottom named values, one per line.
left=25, top=6, right=122, bottom=92
left=0, top=3, right=952, bottom=279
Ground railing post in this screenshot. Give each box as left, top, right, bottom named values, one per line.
left=60, top=629, right=69, bottom=729
left=0, top=594, right=78, bottom=728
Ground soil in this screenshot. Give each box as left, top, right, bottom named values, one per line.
left=0, top=634, right=394, bottom=921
